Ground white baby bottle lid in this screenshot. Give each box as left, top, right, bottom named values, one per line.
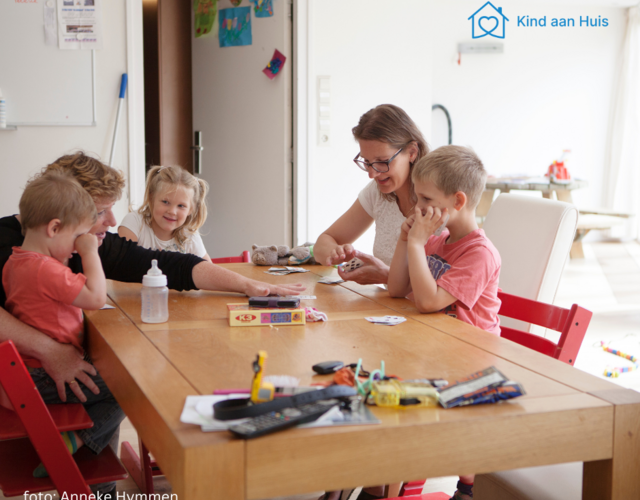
left=143, top=259, right=167, bottom=287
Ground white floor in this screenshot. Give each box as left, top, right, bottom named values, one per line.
left=3, top=241, right=639, bottom=500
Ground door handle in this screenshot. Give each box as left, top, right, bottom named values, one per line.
left=191, top=131, right=204, bottom=174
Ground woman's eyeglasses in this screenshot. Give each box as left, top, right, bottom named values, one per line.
left=353, top=147, right=404, bottom=173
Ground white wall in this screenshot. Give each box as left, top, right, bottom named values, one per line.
left=430, top=0, right=626, bottom=212
left=303, top=0, right=627, bottom=250
left=0, top=0, right=133, bottom=226
left=304, top=0, right=433, bottom=252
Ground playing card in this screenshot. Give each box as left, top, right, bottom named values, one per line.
left=365, top=316, right=407, bottom=326
left=318, top=276, right=345, bottom=285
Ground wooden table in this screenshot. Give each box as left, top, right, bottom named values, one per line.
left=84, top=264, right=640, bottom=500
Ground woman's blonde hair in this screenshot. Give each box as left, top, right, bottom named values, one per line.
left=138, top=165, right=209, bottom=248
left=44, top=151, right=125, bottom=202
left=352, top=104, right=430, bottom=202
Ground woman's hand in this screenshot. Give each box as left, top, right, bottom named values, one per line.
left=242, top=280, right=306, bottom=297
left=40, top=342, right=100, bottom=402
left=337, top=251, right=389, bottom=285
left=324, top=243, right=357, bottom=266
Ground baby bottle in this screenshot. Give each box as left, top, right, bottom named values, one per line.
left=141, top=259, right=169, bottom=323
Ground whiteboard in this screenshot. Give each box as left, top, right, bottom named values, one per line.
left=0, top=1, right=95, bottom=126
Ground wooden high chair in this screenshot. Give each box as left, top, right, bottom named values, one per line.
left=0, top=340, right=127, bottom=497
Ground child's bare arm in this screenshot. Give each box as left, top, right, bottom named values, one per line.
left=118, top=226, right=138, bottom=242
left=407, top=242, right=457, bottom=312
left=72, top=234, right=107, bottom=310
left=406, top=207, right=457, bottom=313
left=388, top=218, right=414, bottom=297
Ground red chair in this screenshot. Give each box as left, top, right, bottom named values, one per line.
left=0, top=340, right=127, bottom=497
left=210, top=251, right=250, bottom=264
left=386, top=293, right=592, bottom=500
left=497, top=291, right=592, bottom=366
left=121, top=251, right=250, bottom=494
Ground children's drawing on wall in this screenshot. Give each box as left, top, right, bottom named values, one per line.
left=230, top=0, right=242, bottom=5
left=219, top=7, right=252, bottom=47
left=263, top=49, right=286, bottom=79
left=250, top=0, right=273, bottom=18
left=194, top=0, right=217, bottom=38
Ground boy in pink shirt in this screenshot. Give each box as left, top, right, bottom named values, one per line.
left=2, top=172, right=122, bottom=495
left=388, top=145, right=501, bottom=500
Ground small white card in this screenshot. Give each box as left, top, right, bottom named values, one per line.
left=365, top=316, right=407, bottom=326
left=318, top=276, right=345, bottom=285
left=287, top=295, right=317, bottom=300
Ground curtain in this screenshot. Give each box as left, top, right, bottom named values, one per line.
left=604, top=6, right=640, bottom=239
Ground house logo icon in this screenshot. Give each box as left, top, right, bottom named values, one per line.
left=468, top=2, right=509, bottom=39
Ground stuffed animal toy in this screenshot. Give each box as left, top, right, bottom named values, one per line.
left=289, top=243, right=317, bottom=265
left=251, top=244, right=291, bottom=266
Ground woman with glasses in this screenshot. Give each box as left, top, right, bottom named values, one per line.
left=314, top=104, right=429, bottom=285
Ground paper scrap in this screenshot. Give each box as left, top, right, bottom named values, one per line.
left=263, top=49, right=286, bottom=80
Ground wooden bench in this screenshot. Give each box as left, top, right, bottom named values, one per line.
left=572, top=209, right=634, bottom=259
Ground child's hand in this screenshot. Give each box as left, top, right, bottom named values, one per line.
left=74, top=233, right=99, bottom=257
left=400, top=215, right=416, bottom=242
left=407, top=206, right=448, bottom=246
left=325, top=243, right=357, bottom=266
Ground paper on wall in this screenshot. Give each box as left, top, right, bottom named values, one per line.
left=44, top=1, right=57, bottom=46
left=57, top=0, right=103, bottom=50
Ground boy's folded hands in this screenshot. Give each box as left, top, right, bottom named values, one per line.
left=407, top=206, right=448, bottom=246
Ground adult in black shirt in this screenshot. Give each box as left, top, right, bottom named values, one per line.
left=0, top=153, right=304, bottom=402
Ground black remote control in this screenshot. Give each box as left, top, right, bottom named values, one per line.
left=228, top=399, right=339, bottom=439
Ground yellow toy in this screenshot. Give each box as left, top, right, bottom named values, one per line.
left=250, top=351, right=275, bottom=403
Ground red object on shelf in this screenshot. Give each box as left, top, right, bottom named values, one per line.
left=545, top=150, right=572, bottom=183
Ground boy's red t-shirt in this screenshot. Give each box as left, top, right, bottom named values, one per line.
left=423, top=228, right=501, bottom=335
left=2, top=247, right=86, bottom=367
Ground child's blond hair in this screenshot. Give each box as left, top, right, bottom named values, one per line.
left=138, top=165, right=209, bottom=248
left=411, top=146, right=487, bottom=209
left=20, top=172, right=97, bottom=236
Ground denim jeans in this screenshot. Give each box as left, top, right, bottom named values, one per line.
left=30, top=365, right=125, bottom=493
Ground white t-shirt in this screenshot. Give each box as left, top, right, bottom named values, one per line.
left=357, top=180, right=406, bottom=266
left=119, top=211, right=207, bottom=258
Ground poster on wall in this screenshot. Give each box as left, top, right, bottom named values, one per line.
left=57, top=0, right=103, bottom=50
left=218, top=6, right=252, bottom=47
left=250, top=0, right=273, bottom=18
left=194, top=0, right=217, bottom=38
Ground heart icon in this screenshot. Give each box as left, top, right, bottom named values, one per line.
left=479, top=16, right=499, bottom=35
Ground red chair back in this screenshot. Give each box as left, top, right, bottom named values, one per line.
left=498, top=291, right=592, bottom=366
left=211, top=250, right=250, bottom=264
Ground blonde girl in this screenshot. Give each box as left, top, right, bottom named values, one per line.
left=118, top=165, right=212, bottom=262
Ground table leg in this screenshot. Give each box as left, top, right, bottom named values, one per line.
left=583, top=389, right=640, bottom=499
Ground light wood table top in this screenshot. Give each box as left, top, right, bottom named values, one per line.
left=84, top=264, right=640, bottom=500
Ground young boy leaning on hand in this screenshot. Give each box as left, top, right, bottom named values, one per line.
left=388, top=145, right=501, bottom=500
left=388, top=145, right=501, bottom=333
